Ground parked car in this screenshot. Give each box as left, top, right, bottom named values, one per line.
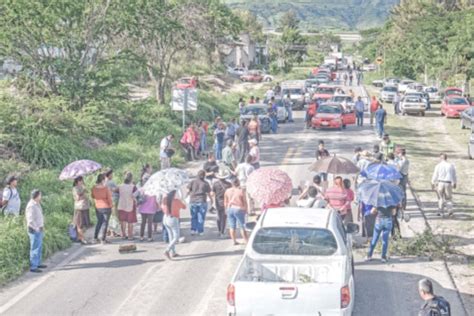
left=384, top=77, right=400, bottom=87
left=405, top=92, right=430, bottom=108
left=311, top=102, right=356, bottom=130
left=441, top=97, right=471, bottom=118
left=227, top=207, right=358, bottom=316
left=372, top=79, right=384, bottom=87
left=400, top=95, right=427, bottom=116
left=239, top=105, right=272, bottom=133
left=175, top=77, right=197, bottom=89
left=312, top=85, right=336, bottom=103
left=460, top=107, right=474, bottom=129
left=282, top=80, right=306, bottom=110
left=469, top=131, right=474, bottom=160
left=379, top=85, right=398, bottom=103
left=398, top=79, right=415, bottom=93
left=240, top=70, right=263, bottom=82
left=424, top=86, right=442, bottom=103
left=405, top=82, right=425, bottom=94
left=227, top=66, right=246, bottom=77
left=330, top=95, right=354, bottom=110
left=274, top=98, right=289, bottom=123
left=443, top=87, right=463, bottom=98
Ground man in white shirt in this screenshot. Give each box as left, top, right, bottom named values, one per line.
left=2, top=176, right=21, bottom=216
left=234, top=155, right=256, bottom=215
left=26, top=189, right=46, bottom=273
left=431, top=153, right=456, bottom=216
left=160, top=134, right=175, bottom=170
left=264, top=88, right=275, bottom=102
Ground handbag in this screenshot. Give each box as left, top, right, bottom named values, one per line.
left=68, top=224, right=78, bottom=241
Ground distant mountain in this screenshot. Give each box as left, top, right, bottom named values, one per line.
left=225, top=0, right=400, bottom=30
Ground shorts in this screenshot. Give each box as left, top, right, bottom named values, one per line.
left=227, top=208, right=246, bottom=229
left=118, top=210, right=137, bottom=223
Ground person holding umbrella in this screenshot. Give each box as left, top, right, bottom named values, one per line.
left=325, top=177, right=350, bottom=219
left=72, top=176, right=90, bottom=244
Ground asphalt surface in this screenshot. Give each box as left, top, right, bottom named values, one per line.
left=0, top=85, right=467, bottom=316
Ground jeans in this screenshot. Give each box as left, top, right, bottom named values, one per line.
left=216, top=206, right=227, bottom=234
left=200, top=134, right=207, bottom=153
left=271, top=116, right=278, bottom=133
left=238, top=142, right=249, bottom=163
left=356, top=111, right=364, bottom=126
left=190, top=202, right=207, bottom=233
left=368, top=217, right=393, bottom=259
left=215, top=142, right=223, bottom=160
left=227, top=208, right=246, bottom=229
left=28, top=230, right=44, bottom=270
left=140, top=213, right=154, bottom=239
left=287, top=107, right=293, bottom=122
left=399, top=174, right=408, bottom=209
left=94, top=208, right=111, bottom=241
left=163, top=215, right=180, bottom=254
left=394, top=102, right=400, bottom=114
left=376, top=122, right=384, bottom=138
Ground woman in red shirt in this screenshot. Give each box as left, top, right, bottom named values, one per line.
left=325, top=177, right=350, bottom=220
left=370, top=96, right=380, bottom=126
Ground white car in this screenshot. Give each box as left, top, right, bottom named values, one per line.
left=227, top=208, right=359, bottom=316
left=398, top=79, right=415, bottom=93
left=405, top=82, right=425, bottom=94
left=379, top=85, right=398, bottom=103
left=400, top=95, right=427, bottom=116
left=424, top=86, right=442, bottom=103
left=227, top=66, right=247, bottom=77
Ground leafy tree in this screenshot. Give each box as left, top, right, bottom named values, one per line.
left=270, top=27, right=307, bottom=73
left=278, top=10, right=300, bottom=30
left=233, top=9, right=265, bottom=43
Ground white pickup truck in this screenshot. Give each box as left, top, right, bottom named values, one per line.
left=227, top=208, right=359, bottom=316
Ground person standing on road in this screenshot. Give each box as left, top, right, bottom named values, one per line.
left=393, top=93, right=401, bottom=115
left=161, top=189, right=186, bottom=260
left=188, top=170, right=212, bottom=236
left=248, top=139, right=260, bottom=170
left=325, top=177, right=350, bottom=219
left=284, top=93, right=294, bottom=123
left=26, top=189, right=46, bottom=273
left=198, top=121, right=207, bottom=157
left=92, top=173, right=113, bottom=244
left=2, top=176, right=21, bottom=216
left=138, top=166, right=158, bottom=242
left=160, top=134, right=175, bottom=170
left=225, top=118, right=237, bottom=142
left=315, top=140, right=330, bottom=186
left=211, top=169, right=232, bottom=238
left=355, top=96, right=365, bottom=126
left=418, top=278, right=451, bottom=316
left=236, top=120, right=249, bottom=163
left=366, top=205, right=396, bottom=262
left=72, top=176, right=89, bottom=244
left=356, top=71, right=363, bottom=86
left=213, top=122, right=225, bottom=161
left=431, top=153, right=456, bottom=217
left=224, top=178, right=248, bottom=245
left=268, top=97, right=278, bottom=134
left=238, top=98, right=245, bottom=115
left=105, top=169, right=120, bottom=237
left=343, top=179, right=355, bottom=223
left=380, top=134, right=396, bottom=159
left=248, top=116, right=260, bottom=142
left=234, top=155, right=256, bottom=215
left=397, top=149, right=410, bottom=210
left=264, top=87, right=274, bottom=103
left=375, top=104, right=387, bottom=138
left=118, top=172, right=137, bottom=240
left=222, top=139, right=236, bottom=170
left=370, top=96, right=380, bottom=126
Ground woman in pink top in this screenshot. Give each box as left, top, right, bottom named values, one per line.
left=343, top=179, right=355, bottom=223
left=325, top=176, right=350, bottom=219
left=117, top=172, right=137, bottom=240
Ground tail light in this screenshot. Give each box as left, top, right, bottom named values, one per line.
left=227, top=284, right=235, bottom=306
left=341, top=285, right=351, bottom=309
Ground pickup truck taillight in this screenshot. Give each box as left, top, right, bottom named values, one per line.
left=227, top=284, right=235, bottom=306
left=341, top=285, right=351, bottom=308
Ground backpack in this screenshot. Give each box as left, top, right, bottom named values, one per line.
left=425, top=296, right=451, bottom=316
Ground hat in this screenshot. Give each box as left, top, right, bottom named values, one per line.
left=360, top=150, right=372, bottom=159
left=5, top=175, right=17, bottom=185
left=248, top=139, right=258, bottom=145
left=215, top=167, right=231, bottom=179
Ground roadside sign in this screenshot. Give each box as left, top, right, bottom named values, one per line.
left=171, top=88, right=198, bottom=111
left=376, top=57, right=383, bottom=65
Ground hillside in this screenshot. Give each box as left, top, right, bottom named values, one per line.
left=225, top=0, right=400, bottom=30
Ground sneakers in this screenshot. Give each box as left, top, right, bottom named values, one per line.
left=381, top=257, right=388, bottom=263
left=30, top=268, right=42, bottom=273
left=198, top=232, right=204, bottom=236
left=365, top=256, right=372, bottom=262
left=38, top=264, right=47, bottom=269
left=190, top=231, right=196, bottom=236
left=178, top=236, right=186, bottom=243
left=164, top=251, right=171, bottom=260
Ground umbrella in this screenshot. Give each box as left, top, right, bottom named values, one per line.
left=142, top=168, right=189, bottom=196
left=357, top=180, right=403, bottom=207
left=360, top=163, right=401, bottom=180
left=246, top=168, right=293, bottom=205
left=308, top=155, right=359, bottom=174
left=59, top=159, right=102, bottom=180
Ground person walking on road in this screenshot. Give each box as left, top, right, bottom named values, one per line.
left=375, top=104, right=387, bottom=139
left=160, top=134, right=175, bottom=170
left=92, top=173, right=113, bottom=244
left=393, top=93, right=401, bottom=115
left=248, top=116, right=260, bottom=142
left=213, top=122, right=225, bottom=161
left=325, top=177, right=350, bottom=219
left=188, top=170, right=212, bottom=236
left=366, top=205, right=396, bottom=262
left=26, top=189, right=46, bottom=273
left=284, top=93, right=294, bottom=122
left=397, top=149, right=410, bottom=210
left=72, top=176, right=90, bottom=244
left=431, top=153, right=456, bottom=217
left=355, top=96, right=365, bottom=126
left=138, top=164, right=158, bottom=242
left=2, top=175, right=21, bottom=216
left=418, top=278, right=451, bottom=316
left=248, top=139, right=260, bottom=170
left=370, top=96, right=380, bottom=126
left=224, top=178, right=248, bottom=245
left=380, top=134, right=396, bottom=159
left=316, top=140, right=330, bottom=185
left=211, top=169, right=232, bottom=238
left=118, top=172, right=137, bottom=240
left=236, top=120, right=249, bottom=163
left=105, top=169, right=120, bottom=237
left=222, top=139, right=236, bottom=170
left=161, top=190, right=186, bottom=260
left=234, top=155, right=256, bottom=215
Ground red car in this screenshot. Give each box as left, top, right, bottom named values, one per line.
left=240, top=70, right=263, bottom=82
left=311, top=102, right=356, bottom=130
left=443, top=87, right=463, bottom=98
left=441, top=97, right=471, bottom=118
left=312, top=85, right=336, bottom=102
left=175, top=77, right=197, bottom=89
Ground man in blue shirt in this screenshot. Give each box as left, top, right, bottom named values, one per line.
left=354, top=96, right=365, bottom=126
left=375, top=104, right=387, bottom=139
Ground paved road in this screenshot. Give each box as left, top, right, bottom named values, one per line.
left=0, top=86, right=467, bottom=316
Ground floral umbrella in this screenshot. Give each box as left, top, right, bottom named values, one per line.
left=246, top=168, right=293, bottom=205
left=142, top=168, right=189, bottom=196
left=59, top=159, right=102, bottom=181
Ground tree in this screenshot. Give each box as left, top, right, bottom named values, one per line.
left=270, top=27, right=307, bottom=73
left=233, top=9, right=265, bottom=43
left=278, top=11, right=300, bottom=30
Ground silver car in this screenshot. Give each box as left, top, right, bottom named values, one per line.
left=239, top=105, right=272, bottom=133
left=380, top=85, right=398, bottom=102
left=400, top=95, right=426, bottom=116
left=424, top=86, right=442, bottom=103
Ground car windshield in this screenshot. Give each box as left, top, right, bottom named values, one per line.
left=446, top=90, right=462, bottom=96
left=252, top=227, right=338, bottom=256
left=426, top=87, right=438, bottom=93
left=405, top=97, right=421, bottom=103
left=448, top=98, right=468, bottom=105
left=243, top=107, right=266, bottom=115
left=283, top=89, right=303, bottom=94
left=333, top=96, right=351, bottom=102
left=406, top=93, right=423, bottom=98
left=316, top=87, right=335, bottom=94
left=383, top=87, right=397, bottom=92
left=317, top=105, right=341, bottom=114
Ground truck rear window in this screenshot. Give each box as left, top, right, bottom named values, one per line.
left=252, top=227, right=338, bottom=256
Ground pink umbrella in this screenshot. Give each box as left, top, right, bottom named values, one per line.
left=59, top=159, right=102, bottom=180
left=246, top=168, right=293, bottom=205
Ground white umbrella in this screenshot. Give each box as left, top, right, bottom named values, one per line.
left=142, top=168, right=189, bottom=196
